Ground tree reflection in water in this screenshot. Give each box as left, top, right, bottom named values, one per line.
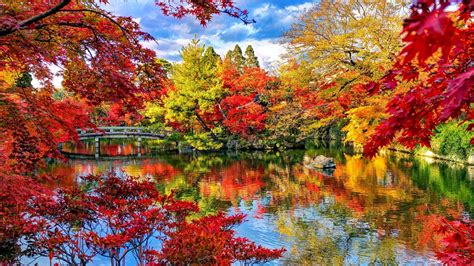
left=48, top=147, right=472, bottom=264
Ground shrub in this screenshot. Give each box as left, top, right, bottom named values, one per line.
left=430, top=121, right=473, bottom=160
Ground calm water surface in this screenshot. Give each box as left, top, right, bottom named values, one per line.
left=43, top=140, right=473, bottom=265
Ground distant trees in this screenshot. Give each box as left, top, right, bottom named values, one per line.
left=143, top=0, right=473, bottom=159
left=231, top=45, right=246, bottom=71
left=226, top=44, right=260, bottom=71
left=144, top=40, right=276, bottom=146
left=245, top=45, right=259, bottom=68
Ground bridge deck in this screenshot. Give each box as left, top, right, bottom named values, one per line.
left=77, top=127, right=173, bottom=140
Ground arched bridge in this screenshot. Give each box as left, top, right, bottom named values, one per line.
left=77, top=127, right=173, bottom=140
left=73, top=127, right=174, bottom=158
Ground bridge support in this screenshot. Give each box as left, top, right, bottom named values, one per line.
left=95, top=137, right=100, bottom=159
left=137, top=137, right=142, bottom=157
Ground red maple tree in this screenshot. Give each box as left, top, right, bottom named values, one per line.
left=221, top=95, right=267, bottom=137
left=219, top=66, right=276, bottom=137
left=436, top=216, right=474, bottom=264
left=364, top=0, right=474, bottom=156
left=23, top=172, right=284, bottom=265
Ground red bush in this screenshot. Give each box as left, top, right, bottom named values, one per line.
left=20, top=171, right=284, bottom=265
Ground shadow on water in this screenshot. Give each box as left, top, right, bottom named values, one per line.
left=42, top=140, right=473, bottom=265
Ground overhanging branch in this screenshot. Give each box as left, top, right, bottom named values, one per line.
left=0, top=0, right=71, bottom=37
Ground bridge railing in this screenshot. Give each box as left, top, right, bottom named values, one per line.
left=76, top=127, right=174, bottom=135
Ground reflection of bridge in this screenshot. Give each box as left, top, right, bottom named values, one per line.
left=75, top=127, right=174, bottom=158
left=60, top=152, right=157, bottom=160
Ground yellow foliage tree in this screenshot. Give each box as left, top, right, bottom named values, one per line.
left=342, top=97, right=388, bottom=148
left=285, top=0, right=408, bottom=83
left=281, top=0, right=409, bottom=145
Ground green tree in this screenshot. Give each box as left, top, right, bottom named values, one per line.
left=224, top=50, right=233, bottom=63
left=430, top=121, right=474, bottom=160
left=231, top=44, right=245, bottom=71
left=163, top=39, right=224, bottom=138
left=203, top=47, right=221, bottom=69
left=244, top=45, right=259, bottom=68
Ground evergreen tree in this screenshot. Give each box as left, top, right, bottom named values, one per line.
left=203, top=47, right=221, bottom=70
left=225, top=50, right=233, bottom=62
left=163, top=39, right=224, bottom=133
left=244, top=45, right=259, bottom=68
left=231, top=44, right=245, bottom=71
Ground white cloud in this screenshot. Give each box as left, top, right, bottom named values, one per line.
left=132, top=17, right=142, bottom=24
left=253, top=2, right=313, bottom=26
left=285, top=2, right=313, bottom=12
left=104, top=0, right=315, bottom=69
left=141, top=38, right=191, bottom=61
left=102, top=0, right=155, bottom=13
left=253, top=3, right=271, bottom=16
left=169, top=23, right=192, bottom=35
left=224, top=22, right=258, bottom=36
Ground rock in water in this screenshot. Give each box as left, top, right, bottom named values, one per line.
left=304, top=155, right=336, bottom=169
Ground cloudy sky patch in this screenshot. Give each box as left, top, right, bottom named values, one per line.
left=104, top=0, right=316, bottom=69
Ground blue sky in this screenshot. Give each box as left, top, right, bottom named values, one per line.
left=105, top=0, right=316, bottom=70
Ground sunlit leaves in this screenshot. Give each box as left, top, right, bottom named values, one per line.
left=161, top=39, right=224, bottom=132
left=221, top=95, right=266, bottom=137
left=364, top=1, right=474, bottom=156
left=436, top=217, right=474, bottom=265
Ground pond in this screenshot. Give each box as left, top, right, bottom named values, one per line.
left=41, top=140, right=473, bottom=265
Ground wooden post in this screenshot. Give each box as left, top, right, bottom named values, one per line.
left=95, top=137, right=100, bottom=159
left=137, top=137, right=142, bottom=157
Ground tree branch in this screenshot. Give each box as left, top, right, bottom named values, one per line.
left=58, top=9, right=132, bottom=37
left=0, top=0, right=71, bottom=37
left=194, top=110, right=219, bottom=141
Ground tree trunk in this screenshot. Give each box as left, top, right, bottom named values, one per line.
left=194, top=110, right=219, bottom=141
